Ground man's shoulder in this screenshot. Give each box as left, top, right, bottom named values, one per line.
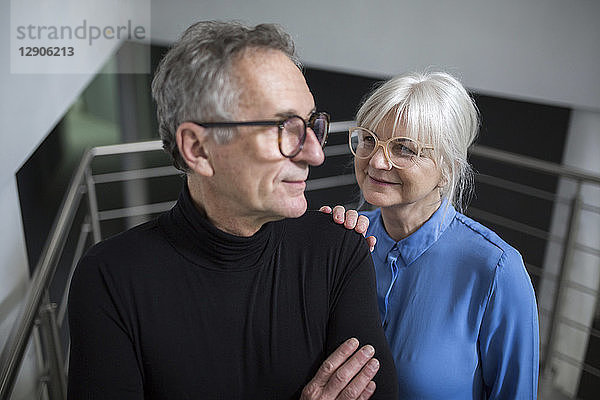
left=280, top=211, right=370, bottom=263
left=83, top=218, right=165, bottom=262
left=283, top=211, right=363, bottom=242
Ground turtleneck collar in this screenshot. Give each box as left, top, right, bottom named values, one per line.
left=159, top=182, right=283, bottom=271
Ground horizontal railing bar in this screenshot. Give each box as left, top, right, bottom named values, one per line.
left=329, top=121, right=355, bottom=133
left=98, top=201, right=176, bottom=221
left=91, top=140, right=163, bottom=156
left=306, top=174, right=357, bottom=191
left=574, top=243, right=600, bottom=258
left=580, top=202, right=600, bottom=215
left=469, top=145, right=600, bottom=184
left=471, top=206, right=600, bottom=257
left=324, top=144, right=351, bottom=157
left=551, top=350, right=600, bottom=379
left=539, top=307, right=600, bottom=341
left=465, top=209, right=598, bottom=259
left=563, top=279, right=600, bottom=298
left=536, top=273, right=599, bottom=298
left=93, top=166, right=180, bottom=184
left=537, top=276, right=599, bottom=302
left=466, top=206, right=557, bottom=241
left=475, top=174, right=562, bottom=203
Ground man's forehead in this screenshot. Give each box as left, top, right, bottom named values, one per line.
left=232, top=49, right=315, bottom=118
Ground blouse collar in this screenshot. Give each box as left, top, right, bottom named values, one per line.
left=370, top=199, right=456, bottom=267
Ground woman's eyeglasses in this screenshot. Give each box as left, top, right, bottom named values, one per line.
left=349, top=127, right=433, bottom=169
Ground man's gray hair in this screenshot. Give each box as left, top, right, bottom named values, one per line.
left=356, top=71, right=480, bottom=212
left=151, top=21, right=299, bottom=171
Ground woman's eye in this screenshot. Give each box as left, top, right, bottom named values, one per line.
left=390, top=144, right=408, bottom=156
left=361, top=135, right=375, bottom=145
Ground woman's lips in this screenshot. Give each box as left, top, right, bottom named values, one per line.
left=368, top=175, right=400, bottom=185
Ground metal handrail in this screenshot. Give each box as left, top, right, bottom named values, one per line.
left=0, top=151, right=93, bottom=399
left=2, top=122, right=600, bottom=399
left=469, top=145, right=600, bottom=184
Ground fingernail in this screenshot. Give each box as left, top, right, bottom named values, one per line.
left=368, top=358, right=379, bottom=372
left=346, top=337, right=359, bottom=349
left=363, top=345, right=375, bottom=357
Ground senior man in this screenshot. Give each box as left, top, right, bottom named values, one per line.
left=67, top=21, right=397, bottom=399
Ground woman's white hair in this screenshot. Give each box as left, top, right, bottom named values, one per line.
left=356, top=71, right=480, bottom=212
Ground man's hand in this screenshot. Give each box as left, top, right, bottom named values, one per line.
left=300, top=338, right=379, bottom=400
left=319, top=206, right=376, bottom=252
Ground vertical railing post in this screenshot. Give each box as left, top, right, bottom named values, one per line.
left=542, top=180, right=583, bottom=381
left=85, top=167, right=102, bottom=243
left=38, top=293, right=67, bottom=400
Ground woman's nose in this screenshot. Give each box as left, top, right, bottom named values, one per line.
left=369, top=145, right=393, bottom=170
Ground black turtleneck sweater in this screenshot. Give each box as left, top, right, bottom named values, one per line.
left=67, top=187, right=398, bottom=399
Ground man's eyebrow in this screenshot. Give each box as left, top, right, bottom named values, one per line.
left=275, top=108, right=317, bottom=120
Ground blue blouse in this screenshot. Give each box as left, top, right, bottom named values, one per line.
left=362, top=202, right=539, bottom=399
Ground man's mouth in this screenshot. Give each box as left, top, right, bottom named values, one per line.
left=282, top=179, right=307, bottom=188
left=283, top=179, right=305, bottom=184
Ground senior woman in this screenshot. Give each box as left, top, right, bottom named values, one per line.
left=325, top=71, right=539, bottom=399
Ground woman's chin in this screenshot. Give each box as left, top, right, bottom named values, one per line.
left=362, top=191, right=397, bottom=208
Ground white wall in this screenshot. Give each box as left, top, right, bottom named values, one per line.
left=150, top=0, right=600, bottom=112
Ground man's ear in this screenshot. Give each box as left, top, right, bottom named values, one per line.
left=176, top=122, right=215, bottom=177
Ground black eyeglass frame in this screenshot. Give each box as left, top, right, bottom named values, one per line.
left=188, top=112, right=330, bottom=158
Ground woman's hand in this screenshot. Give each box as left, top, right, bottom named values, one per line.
left=320, top=206, right=376, bottom=252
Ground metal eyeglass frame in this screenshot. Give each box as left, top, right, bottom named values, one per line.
left=348, top=126, right=434, bottom=169
left=188, top=112, right=330, bottom=158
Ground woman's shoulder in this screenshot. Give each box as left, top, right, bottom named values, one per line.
left=359, top=208, right=380, bottom=219
left=451, top=211, right=523, bottom=268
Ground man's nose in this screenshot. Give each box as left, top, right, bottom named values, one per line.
left=369, top=146, right=393, bottom=170
left=291, top=128, right=325, bottom=166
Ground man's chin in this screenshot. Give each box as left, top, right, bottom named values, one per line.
left=280, top=196, right=308, bottom=219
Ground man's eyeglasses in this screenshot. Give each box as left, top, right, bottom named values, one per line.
left=349, top=127, right=434, bottom=169
left=189, top=112, right=330, bottom=158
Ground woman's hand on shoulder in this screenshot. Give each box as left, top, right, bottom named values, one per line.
left=320, top=205, right=376, bottom=252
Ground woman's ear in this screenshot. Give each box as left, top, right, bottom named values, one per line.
left=176, top=122, right=214, bottom=177
left=437, top=171, right=448, bottom=188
